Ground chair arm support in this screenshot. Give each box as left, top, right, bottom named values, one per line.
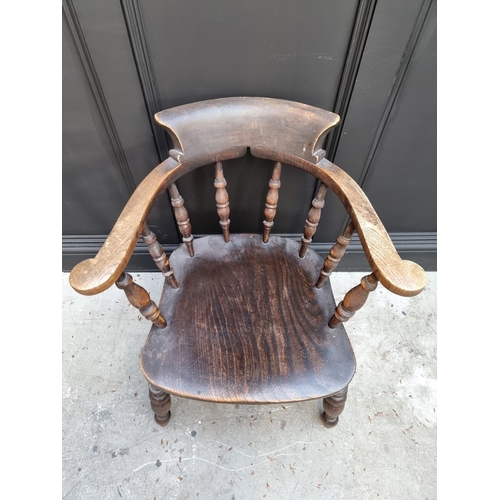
left=320, top=158, right=427, bottom=297
left=69, top=158, right=177, bottom=295
left=69, top=148, right=247, bottom=296
left=251, top=148, right=427, bottom=297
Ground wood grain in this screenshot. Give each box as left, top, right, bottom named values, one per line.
left=115, top=272, right=166, bottom=328
left=329, top=273, right=378, bottom=328
left=168, top=182, right=194, bottom=257
left=69, top=147, right=246, bottom=295
left=214, top=161, right=230, bottom=242
left=68, top=97, right=429, bottom=428
left=70, top=98, right=426, bottom=298
left=263, top=161, right=282, bottom=243
left=316, top=222, right=355, bottom=288
left=142, top=224, right=179, bottom=289
left=251, top=148, right=427, bottom=297
left=154, top=97, right=340, bottom=164
left=320, top=386, right=349, bottom=428
left=299, top=183, right=328, bottom=258
left=148, top=385, right=172, bottom=427
left=140, top=234, right=356, bottom=403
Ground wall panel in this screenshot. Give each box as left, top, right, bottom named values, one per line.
left=62, top=0, right=436, bottom=271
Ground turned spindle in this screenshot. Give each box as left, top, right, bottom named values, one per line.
left=115, top=272, right=167, bottom=329
left=149, top=385, right=172, bottom=427
left=320, top=386, right=349, bottom=428
left=328, top=273, right=378, bottom=328
left=316, top=222, right=355, bottom=288
left=168, top=182, right=194, bottom=257
left=263, top=162, right=282, bottom=243
left=142, top=224, right=179, bottom=289
left=214, top=161, right=230, bottom=242
left=299, top=183, right=328, bottom=258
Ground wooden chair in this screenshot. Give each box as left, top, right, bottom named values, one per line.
left=69, top=97, right=427, bottom=429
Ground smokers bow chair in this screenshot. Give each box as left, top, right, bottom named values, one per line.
left=69, top=97, right=427, bottom=429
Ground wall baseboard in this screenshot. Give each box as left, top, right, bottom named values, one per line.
left=63, top=232, right=436, bottom=273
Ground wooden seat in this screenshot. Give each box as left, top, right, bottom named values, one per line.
left=140, top=234, right=355, bottom=404
left=69, top=97, right=427, bottom=429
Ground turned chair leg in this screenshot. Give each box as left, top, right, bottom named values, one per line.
left=320, top=386, right=348, bottom=428
left=148, top=384, right=172, bottom=427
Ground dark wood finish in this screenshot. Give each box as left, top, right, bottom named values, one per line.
left=168, top=182, right=194, bottom=257
left=316, top=222, right=355, bottom=288
left=155, top=97, right=340, bottom=164
left=329, top=273, right=378, bottom=328
left=142, top=224, right=179, bottom=289
left=68, top=148, right=246, bottom=295
left=115, top=272, right=167, bottom=329
left=148, top=385, right=172, bottom=427
left=263, top=162, right=282, bottom=243
left=252, top=148, right=427, bottom=297
left=320, top=386, right=348, bottom=428
left=214, top=161, right=230, bottom=243
left=299, top=183, right=328, bottom=258
left=69, top=97, right=429, bottom=430
left=69, top=98, right=426, bottom=298
left=140, top=234, right=355, bottom=403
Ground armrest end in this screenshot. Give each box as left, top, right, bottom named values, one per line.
left=373, top=259, right=427, bottom=297
left=69, top=255, right=124, bottom=296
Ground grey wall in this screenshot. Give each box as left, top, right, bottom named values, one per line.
left=62, top=0, right=436, bottom=271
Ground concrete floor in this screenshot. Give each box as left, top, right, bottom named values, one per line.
left=62, top=271, right=437, bottom=500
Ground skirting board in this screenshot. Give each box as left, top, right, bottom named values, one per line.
left=62, top=232, right=436, bottom=273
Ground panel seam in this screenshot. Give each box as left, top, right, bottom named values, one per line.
left=120, top=0, right=170, bottom=162
left=63, top=0, right=136, bottom=194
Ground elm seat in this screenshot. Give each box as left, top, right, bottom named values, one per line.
left=69, top=96, right=427, bottom=429
left=140, top=234, right=355, bottom=404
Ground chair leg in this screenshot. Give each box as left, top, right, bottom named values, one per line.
left=320, top=386, right=348, bottom=428
left=148, top=384, right=172, bottom=427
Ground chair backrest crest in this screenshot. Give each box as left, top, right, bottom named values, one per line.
left=154, top=97, right=340, bottom=164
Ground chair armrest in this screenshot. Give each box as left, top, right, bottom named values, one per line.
left=69, top=148, right=247, bottom=296
left=70, top=143, right=426, bottom=298
left=69, top=158, right=177, bottom=295
left=251, top=148, right=427, bottom=297
left=318, top=157, right=427, bottom=297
